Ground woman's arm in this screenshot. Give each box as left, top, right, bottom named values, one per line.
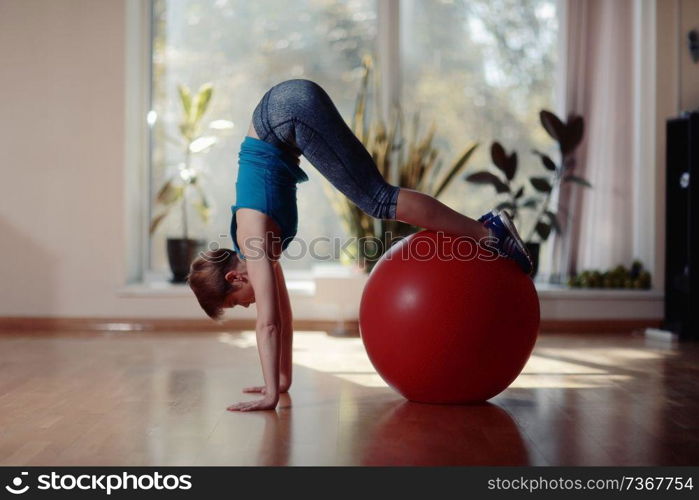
left=227, top=211, right=281, bottom=412
left=274, top=262, right=293, bottom=392
left=240, top=263, right=293, bottom=395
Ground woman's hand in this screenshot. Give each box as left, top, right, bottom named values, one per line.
left=227, top=394, right=279, bottom=412
left=242, top=385, right=268, bottom=395
left=242, top=383, right=290, bottom=394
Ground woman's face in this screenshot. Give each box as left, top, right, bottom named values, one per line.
left=223, top=265, right=256, bottom=308
left=225, top=281, right=255, bottom=308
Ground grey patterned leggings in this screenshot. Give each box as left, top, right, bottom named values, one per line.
left=252, top=79, right=401, bottom=219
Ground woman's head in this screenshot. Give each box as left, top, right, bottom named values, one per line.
left=187, top=248, right=255, bottom=320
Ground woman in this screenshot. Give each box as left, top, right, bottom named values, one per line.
left=188, top=79, right=532, bottom=412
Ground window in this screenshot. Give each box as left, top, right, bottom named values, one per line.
left=149, top=0, right=377, bottom=272
left=148, top=0, right=559, bottom=274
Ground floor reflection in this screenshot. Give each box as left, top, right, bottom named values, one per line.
left=253, top=394, right=292, bottom=466
left=354, top=401, right=529, bottom=466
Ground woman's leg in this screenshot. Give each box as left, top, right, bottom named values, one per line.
left=396, top=188, right=489, bottom=239
left=250, top=79, right=486, bottom=240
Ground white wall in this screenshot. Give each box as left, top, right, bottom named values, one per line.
left=0, top=0, right=680, bottom=322
left=0, top=0, right=131, bottom=316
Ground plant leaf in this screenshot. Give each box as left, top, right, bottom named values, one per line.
left=191, top=83, right=214, bottom=125
left=563, top=114, right=584, bottom=155
left=149, top=211, right=168, bottom=235
left=532, top=150, right=557, bottom=171
left=535, top=221, right=552, bottom=241
left=465, top=171, right=510, bottom=193
left=156, top=179, right=184, bottom=205
left=544, top=210, right=561, bottom=233
left=564, top=174, right=592, bottom=187
left=177, top=83, right=198, bottom=140
left=491, top=141, right=506, bottom=169
left=189, top=136, right=218, bottom=154
left=179, top=123, right=194, bottom=142
left=194, top=201, right=211, bottom=224
left=506, top=152, right=518, bottom=181
left=530, top=177, right=553, bottom=193
left=519, top=197, right=539, bottom=209
left=496, top=201, right=516, bottom=212
left=490, top=142, right=516, bottom=181
left=540, top=110, right=566, bottom=142
left=177, top=85, right=192, bottom=117
left=432, top=142, right=478, bottom=198
left=208, top=119, right=234, bottom=130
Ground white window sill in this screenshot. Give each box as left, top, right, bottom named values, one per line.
left=535, top=283, right=663, bottom=301
left=118, top=267, right=663, bottom=302
left=118, top=279, right=316, bottom=298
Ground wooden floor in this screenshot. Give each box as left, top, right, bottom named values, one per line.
left=0, top=329, right=697, bottom=466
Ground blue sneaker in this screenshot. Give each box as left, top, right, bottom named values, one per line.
left=477, top=209, right=498, bottom=224
left=483, top=210, right=533, bottom=275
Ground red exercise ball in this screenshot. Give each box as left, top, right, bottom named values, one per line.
left=359, top=230, right=540, bottom=404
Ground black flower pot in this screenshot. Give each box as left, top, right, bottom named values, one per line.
left=167, top=238, right=205, bottom=283
left=525, top=242, right=540, bottom=279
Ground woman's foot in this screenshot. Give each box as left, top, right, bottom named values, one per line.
left=481, top=210, right=533, bottom=275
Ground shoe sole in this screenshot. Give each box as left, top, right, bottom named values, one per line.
left=497, top=210, right=534, bottom=274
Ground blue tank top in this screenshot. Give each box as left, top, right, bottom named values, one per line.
left=230, top=136, right=309, bottom=258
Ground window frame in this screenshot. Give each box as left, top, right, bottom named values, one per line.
left=128, top=0, right=566, bottom=284
left=124, top=0, right=153, bottom=284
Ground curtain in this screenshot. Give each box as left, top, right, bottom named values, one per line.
left=556, top=0, right=637, bottom=276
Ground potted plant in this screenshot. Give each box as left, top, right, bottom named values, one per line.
left=150, top=82, right=228, bottom=282
left=568, top=260, right=651, bottom=289
left=324, top=55, right=479, bottom=271
left=465, top=110, right=589, bottom=278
